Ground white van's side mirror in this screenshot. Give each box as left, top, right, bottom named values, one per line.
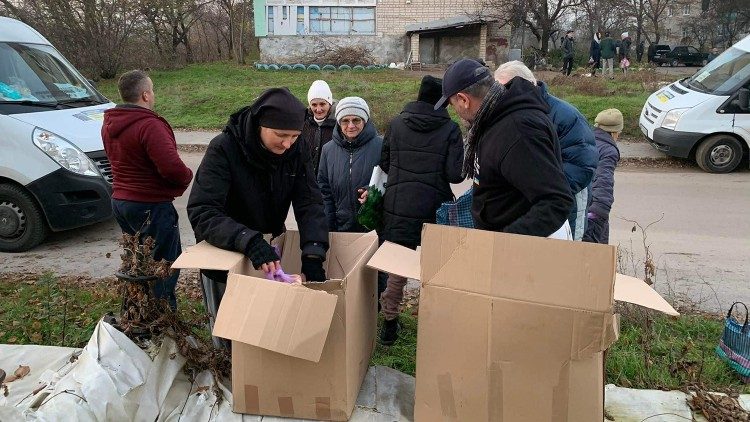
left=738, top=88, right=750, bottom=112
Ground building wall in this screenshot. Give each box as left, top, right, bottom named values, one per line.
left=259, top=35, right=407, bottom=64
left=375, top=0, right=483, bottom=35
left=661, top=0, right=702, bottom=45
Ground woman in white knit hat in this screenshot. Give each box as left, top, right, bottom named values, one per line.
left=317, top=96, right=383, bottom=232
left=300, top=80, right=336, bottom=174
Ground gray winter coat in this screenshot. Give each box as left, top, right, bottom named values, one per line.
left=318, top=121, right=383, bottom=232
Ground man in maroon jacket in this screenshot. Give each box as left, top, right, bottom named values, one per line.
left=102, top=69, right=193, bottom=309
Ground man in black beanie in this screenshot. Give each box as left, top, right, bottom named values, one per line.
left=374, top=75, right=464, bottom=345
left=187, top=87, right=329, bottom=347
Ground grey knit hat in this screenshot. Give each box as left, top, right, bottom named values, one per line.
left=335, top=96, right=370, bottom=123
left=594, top=108, right=624, bottom=133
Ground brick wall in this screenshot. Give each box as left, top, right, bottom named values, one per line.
left=375, top=0, right=483, bottom=35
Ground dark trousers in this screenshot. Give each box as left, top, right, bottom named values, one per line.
left=112, top=199, right=181, bottom=309
left=563, top=57, right=574, bottom=75
left=583, top=216, right=610, bottom=244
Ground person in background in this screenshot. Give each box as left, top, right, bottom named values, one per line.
left=583, top=109, right=622, bottom=244
left=707, top=47, right=720, bottom=62
left=636, top=40, right=645, bottom=62
left=300, top=80, right=336, bottom=175
left=318, top=97, right=383, bottom=232
left=495, top=61, right=597, bottom=241
left=436, top=59, right=573, bottom=238
left=103, top=69, right=193, bottom=310
left=377, top=75, right=464, bottom=345
left=589, top=31, right=602, bottom=77
left=619, top=32, right=632, bottom=74
left=563, top=30, right=575, bottom=76
left=187, top=88, right=329, bottom=347
left=600, top=31, right=616, bottom=79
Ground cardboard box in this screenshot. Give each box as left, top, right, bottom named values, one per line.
left=368, top=224, right=677, bottom=422
left=173, top=230, right=380, bottom=421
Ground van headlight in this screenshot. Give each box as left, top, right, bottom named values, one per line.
left=32, top=128, right=100, bottom=177
left=661, top=108, right=688, bottom=130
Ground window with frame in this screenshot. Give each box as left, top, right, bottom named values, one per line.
left=297, top=6, right=305, bottom=34
left=683, top=4, right=690, bottom=15
left=682, top=27, right=689, bottom=39
left=267, top=6, right=274, bottom=35
left=309, top=6, right=375, bottom=35
left=668, top=6, right=674, bottom=16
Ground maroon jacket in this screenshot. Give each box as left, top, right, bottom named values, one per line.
left=102, top=105, right=192, bottom=202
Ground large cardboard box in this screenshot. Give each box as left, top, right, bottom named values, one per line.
left=173, top=230, right=380, bottom=421
left=368, top=224, right=677, bottom=422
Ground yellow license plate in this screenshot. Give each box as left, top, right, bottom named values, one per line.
left=657, top=93, right=669, bottom=103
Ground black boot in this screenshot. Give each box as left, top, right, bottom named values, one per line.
left=380, top=317, right=400, bottom=346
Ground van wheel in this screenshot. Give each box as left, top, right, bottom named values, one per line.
left=695, top=135, right=743, bottom=173
left=0, top=184, right=48, bottom=252
left=701, top=59, right=708, bottom=66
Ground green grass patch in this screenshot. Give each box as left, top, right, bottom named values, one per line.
left=0, top=272, right=206, bottom=348
left=370, top=313, right=419, bottom=376
left=98, top=62, right=660, bottom=140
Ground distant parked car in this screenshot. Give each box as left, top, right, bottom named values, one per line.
left=657, top=46, right=709, bottom=67
left=649, top=44, right=671, bottom=63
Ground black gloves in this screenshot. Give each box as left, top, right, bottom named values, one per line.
left=244, top=235, right=279, bottom=270
left=301, top=256, right=327, bottom=282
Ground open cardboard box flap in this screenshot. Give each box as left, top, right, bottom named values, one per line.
left=367, top=239, right=678, bottom=316
left=172, top=240, right=338, bottom=363
left=213, top=273, right=337, bottom=362
left=172, top=240, right=246, bottom=271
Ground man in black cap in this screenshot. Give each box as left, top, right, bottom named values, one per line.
left=434, top=59, right=573, bottom=238
left=187, top=87, right=329, bottom=347
left=376, top=75, right=464, bottom=345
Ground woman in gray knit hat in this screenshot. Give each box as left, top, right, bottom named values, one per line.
left=317, top=96, right=383, bottom=232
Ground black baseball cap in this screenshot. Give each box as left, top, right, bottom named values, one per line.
left=434, top=59, right=493, bottom=110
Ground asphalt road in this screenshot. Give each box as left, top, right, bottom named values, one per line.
left=1, top=152, right=747, bottom=312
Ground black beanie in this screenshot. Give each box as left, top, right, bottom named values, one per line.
left=252, top=87, right=306, bottom=131
left=418, top=75, right=444, bottom=106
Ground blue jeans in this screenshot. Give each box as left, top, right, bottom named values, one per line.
left=112, top=199, right=181, bottom=309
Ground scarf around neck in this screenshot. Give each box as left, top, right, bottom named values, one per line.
left=463, top=81, right=506, bottom=179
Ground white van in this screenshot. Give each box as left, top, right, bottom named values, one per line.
left=0, top=17, right=115, bottom=252
left=640, top=35, right=750, bottom=173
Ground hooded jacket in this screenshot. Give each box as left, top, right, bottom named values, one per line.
left=317, top=121, right=383, bottom=232
left=538, top=82, right=598, bottom=195
left=186, top=96, right=329, bottom=265
left=601, top=36, right=616, bottom=59
left=381, top=101, right=464, bottom=248
left=300, top=108, right=336, bottom=175
left=102, top=104, right=192, bottom=202
left=472, top=77, right=573, bottom=237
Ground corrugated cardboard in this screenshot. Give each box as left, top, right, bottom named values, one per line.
left=366, top=224, right=678, bottom=421
left=173, top=231, right=380, bottom=420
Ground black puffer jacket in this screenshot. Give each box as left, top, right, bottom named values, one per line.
left=187, top=102, right=329, bottom=269
left=299, top=109, right=336, bottom=175
left=381, top=101, right=464, bottom=249
left=318, top=121, right=383, bottom=232
left=472, top=77, right=574, bottom=237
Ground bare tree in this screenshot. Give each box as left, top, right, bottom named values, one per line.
left=707, top=0, right=750, bottom=47
left=476, top=0, right=585, bottom=55
left=643, top=0, right=678, bottom=44
left=139, top=0, right=212, bottom=64
left=1, top=0, right=140, bottom=79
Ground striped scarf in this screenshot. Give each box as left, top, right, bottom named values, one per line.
left=463, top=81, right=506, bottom=179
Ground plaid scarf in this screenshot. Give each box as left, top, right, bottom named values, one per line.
left=463, top=81, right=506, bottom=179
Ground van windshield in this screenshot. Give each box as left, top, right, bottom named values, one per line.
left=0, top=42, right=106, bottom=105
left=684, top=47, right=750, bottom=95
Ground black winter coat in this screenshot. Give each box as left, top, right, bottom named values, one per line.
left=299, top=109, right=336, bottom=175
left=381, top=101, right=464, bottom=249
left=318, top=121, right=383, bottom=232
left=472, top=77, right=574, bottom=237
left=186, top=105, right=329, bottom=273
